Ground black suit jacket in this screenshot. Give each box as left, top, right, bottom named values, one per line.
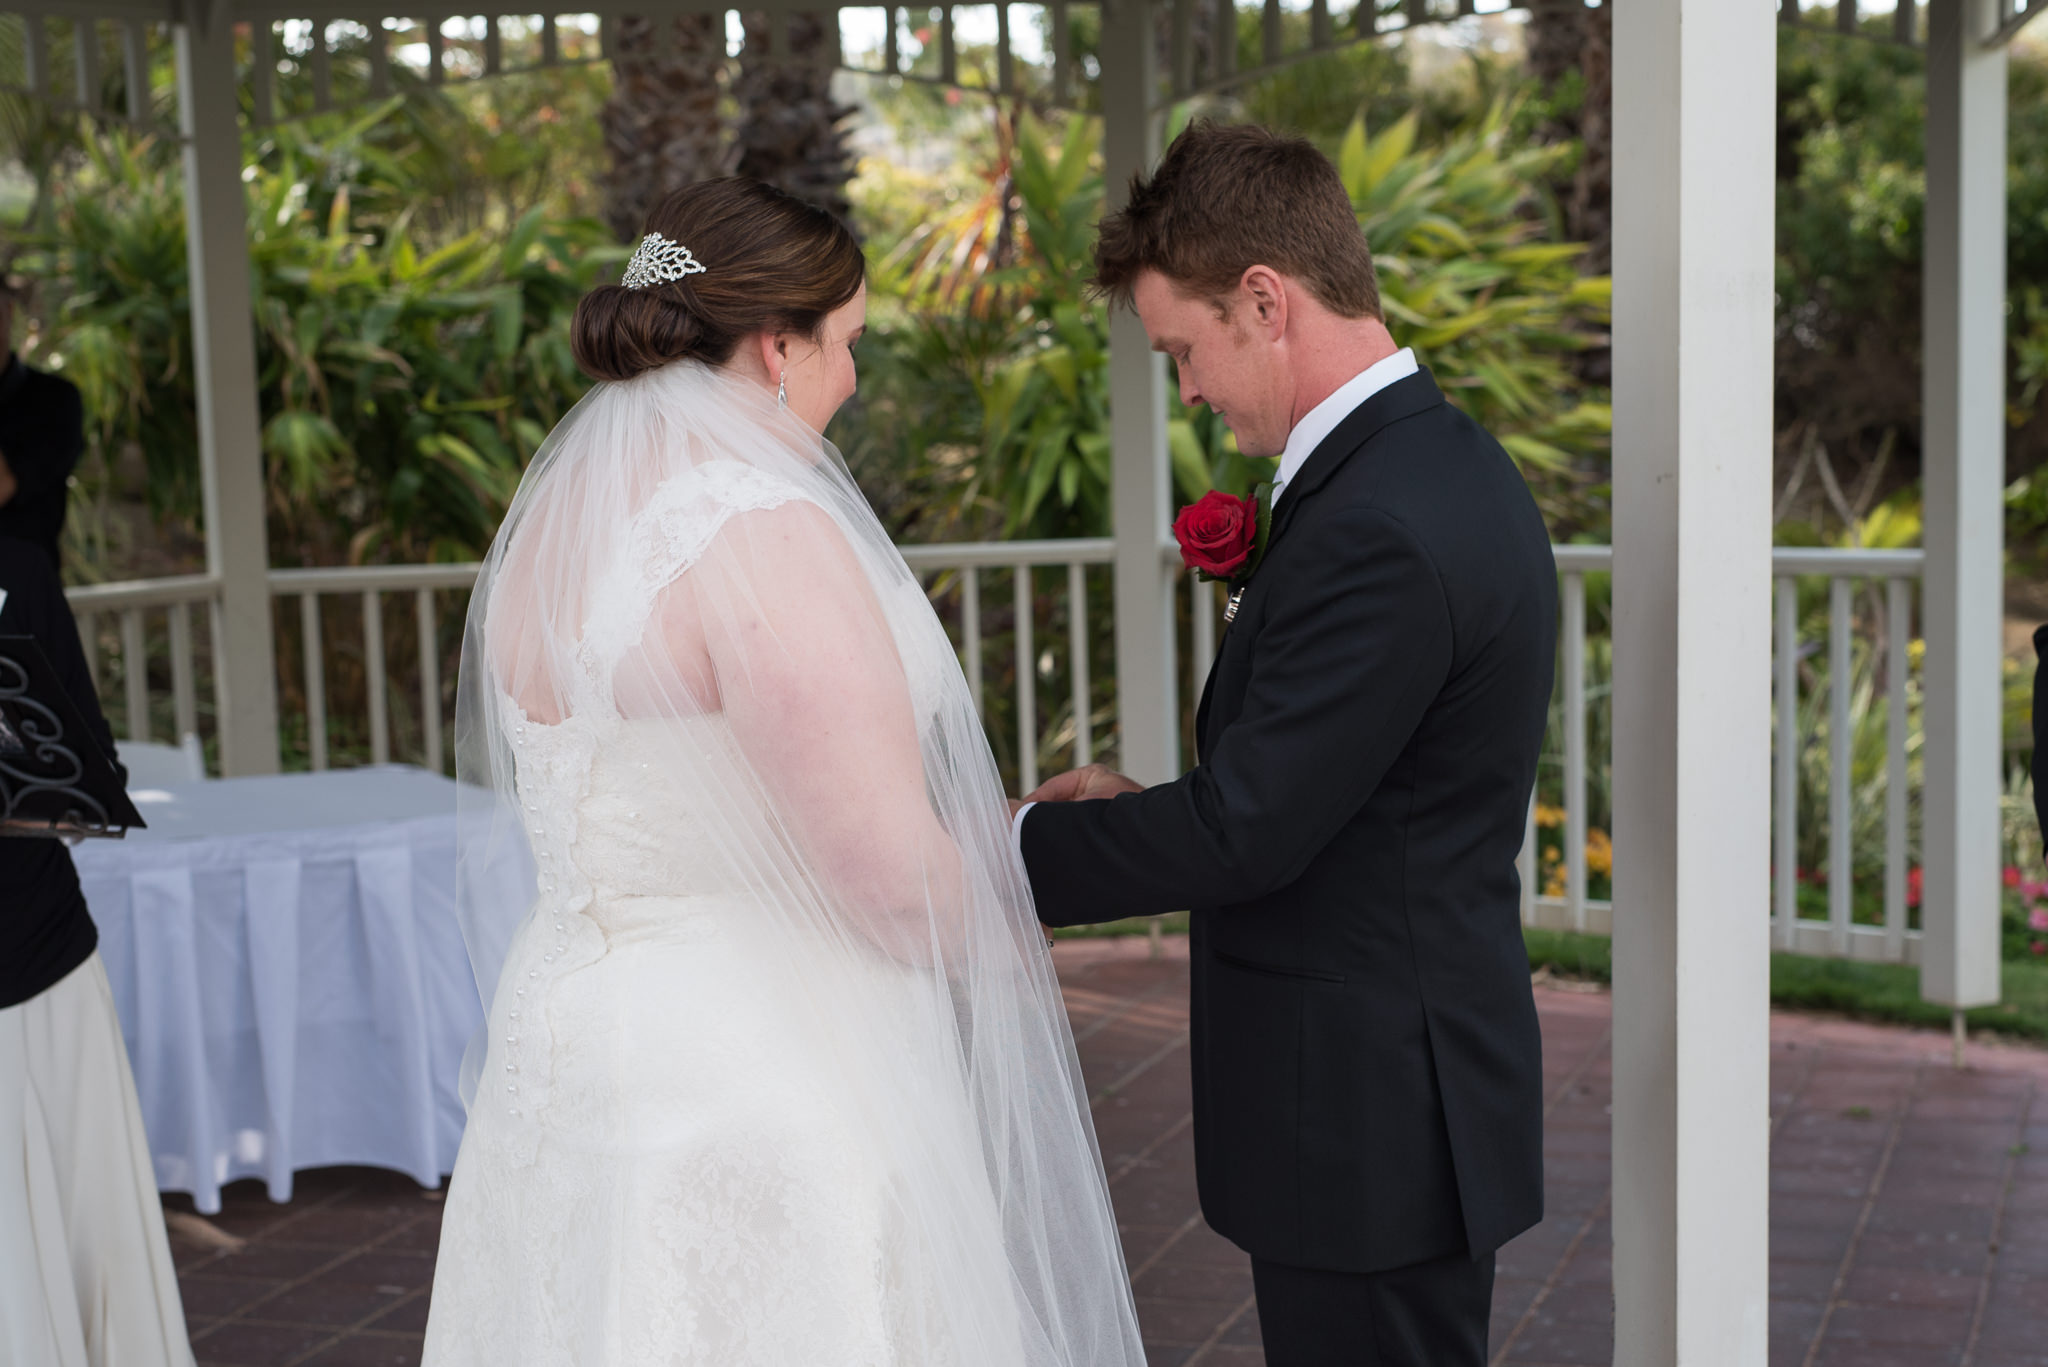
left=1022, top=368, right=1554, bottom=1274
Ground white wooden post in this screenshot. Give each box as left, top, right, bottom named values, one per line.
left=1609, top=1, right=1776, bottom=1363
left=176, top=3, right=281, bottom=774
left=1920, top=0, right=2005, bottom=1012
left=1099, top=0, right=1179, bottom=785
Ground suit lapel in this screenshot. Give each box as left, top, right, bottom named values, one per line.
left=1191, top=371, right=1447, bottom=761
left=1195, top=645, right=1222, bottom=757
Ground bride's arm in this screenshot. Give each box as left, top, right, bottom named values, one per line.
left=682, top=499, right=964, bottom=955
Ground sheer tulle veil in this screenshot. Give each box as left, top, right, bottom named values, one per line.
left=451, top=357, right=1145, bottom=1365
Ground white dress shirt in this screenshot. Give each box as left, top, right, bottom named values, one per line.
left=1013, top=347, right=1419, bottom=854
left=1270, top=347, right=1418, bottom=501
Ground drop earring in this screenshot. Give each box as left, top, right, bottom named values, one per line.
left=776, top=374, right=787, bottom=409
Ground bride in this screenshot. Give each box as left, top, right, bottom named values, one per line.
left=421, top=178, right=1146, bottom=1367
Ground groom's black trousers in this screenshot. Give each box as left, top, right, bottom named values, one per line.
left=1249, top=1248, right=1496, bottom=1367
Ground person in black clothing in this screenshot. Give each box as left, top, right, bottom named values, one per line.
left=0, top=533, right=194, bottom=1365
left=1013, top=126, right=1552, bottom=1366
left=0, top=533, right=112, bottom=1008
left=0, top=289, right=86, bottom=570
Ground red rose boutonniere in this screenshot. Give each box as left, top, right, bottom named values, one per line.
left=1173, top=483, right=1276, bottom=624
left=1173, top=483, right=1276, bottom=583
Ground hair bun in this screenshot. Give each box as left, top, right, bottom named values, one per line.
left=571, top=285, right=707, bottom=383
left=569, top=178, right=865, bottom=386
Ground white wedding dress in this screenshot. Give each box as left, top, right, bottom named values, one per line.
left=422, top=363, right=1143, bottom=1367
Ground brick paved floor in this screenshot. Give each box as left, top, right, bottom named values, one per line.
left=167, top=935, right=2048, bottom=1366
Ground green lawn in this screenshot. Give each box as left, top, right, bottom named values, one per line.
left=1055, top=918, right=2048, bottom=1045
left=1523, top=927, right=2048, bottom=1045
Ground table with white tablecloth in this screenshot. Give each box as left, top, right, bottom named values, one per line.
left=71, top=766, right=533, bottom=1215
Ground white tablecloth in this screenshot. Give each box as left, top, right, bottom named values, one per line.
left=71, top=766, right=531, bottom=1215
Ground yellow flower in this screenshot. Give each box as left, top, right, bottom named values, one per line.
left=1543, top=845, right=1562, bottom=863
left=1586, top=829, right=1613, bottom=877
left=1543, top=865, right=1567, bottom=898
left=1535, top=803, right=1566, bottom=829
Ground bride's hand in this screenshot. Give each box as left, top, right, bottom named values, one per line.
left=1025, top=764, right=1144, bottom=804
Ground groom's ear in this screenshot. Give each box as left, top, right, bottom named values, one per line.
left=1239, top=265, right=1288, bottom=338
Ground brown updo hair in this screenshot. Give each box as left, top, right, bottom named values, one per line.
left=572, top=178, right=865, bottom=383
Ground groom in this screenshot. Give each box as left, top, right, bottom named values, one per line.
left=1015, top=124, right=1555, bottom=1366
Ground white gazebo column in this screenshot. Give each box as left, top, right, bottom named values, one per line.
left=1609, top=0, right=1775, bottom=1363
left=1920, top=0, right=2005, bottom=1019
left=176, top=4, right=281, bottom=775
left=1098, top=0, right=1179, bottom=784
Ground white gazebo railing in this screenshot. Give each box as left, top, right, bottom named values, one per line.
left=68, top=538, right=1934, bottom=967
left=1516, top=544, right=1931, bottom=969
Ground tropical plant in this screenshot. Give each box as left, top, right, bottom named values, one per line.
left=1173, top=106, right=1614, bottom=533
left=855, top=97, right=1614, bottom=544
left=1340, top=107, right=1611, bottom=475
left=35, top=112, right=609, bottom=571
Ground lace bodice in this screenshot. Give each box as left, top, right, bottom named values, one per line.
left=481, top=463, right=963, bottom=1145
left=504, top=459, right=957, bottom=896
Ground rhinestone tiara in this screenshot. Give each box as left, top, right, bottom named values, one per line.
left=620, top=232, right=708, bottom=290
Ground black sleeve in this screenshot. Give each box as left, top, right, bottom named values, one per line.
left=2, top=541, right=122, bottom=785
left=0, top=374, right=85, bottom=499
left=1021, top=505, right=1454, bottom=925
left=2034, top=625, right=2048, bottom=848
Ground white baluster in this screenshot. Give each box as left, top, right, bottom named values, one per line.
left=302, top=593, right=327, bottom=771
left=365, top=589, right=389, bottom=765
left=1774, top=576, right=1799, bottom=948
left=121, top=607, right=149, bottom=742
left=1015, top=566, right=1037, bottom=795
left=418, top=588, right=442, bottom=774
left=1885, top=576, right=1912, bottom=961
left=962, top=568, right=983, bottom=718
left=1828, top=576, right=1854, bottom=957
left=169, top=599, right=198, bottom=745
left=1069, top=561, right=1092, bottom=767
left=1190, top=571, right=1217, bottom=709
left=1563, top=570, right=1588, bottom=931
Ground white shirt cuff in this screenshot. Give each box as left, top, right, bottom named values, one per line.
left=1011, top=801, right=1036, bottom=857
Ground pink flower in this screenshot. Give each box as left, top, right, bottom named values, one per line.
left=1907, top=867, right=1924, bottom=908
left=2031, top=907, right=2048, bottom=932
left=2033, top=941, right=2048, bottom=957
left=2005, top=866, right=2024, bottom=889
left=2025, top=881, right=2048, bottom=902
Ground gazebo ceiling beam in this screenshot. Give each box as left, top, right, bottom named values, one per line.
left=1990, top=0, right=2048, bottom=44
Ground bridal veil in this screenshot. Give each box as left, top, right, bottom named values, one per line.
left=449, top=359, right=1145, bottom=1366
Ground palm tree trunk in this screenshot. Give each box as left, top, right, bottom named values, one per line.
left=731, top=13, right=857, bottom=220
left=601, top=14, right=728, bottom=243
left=1525, top=0, right=1611, bottom=274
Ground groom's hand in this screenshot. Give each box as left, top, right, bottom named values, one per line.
left=1026, top=764, right=1144, bottom=804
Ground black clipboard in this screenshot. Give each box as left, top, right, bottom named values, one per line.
left=0, top=634, right=146, bottom=838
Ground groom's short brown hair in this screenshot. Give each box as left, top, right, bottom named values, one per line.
left=1093, top=122, right=1382, bottom=321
